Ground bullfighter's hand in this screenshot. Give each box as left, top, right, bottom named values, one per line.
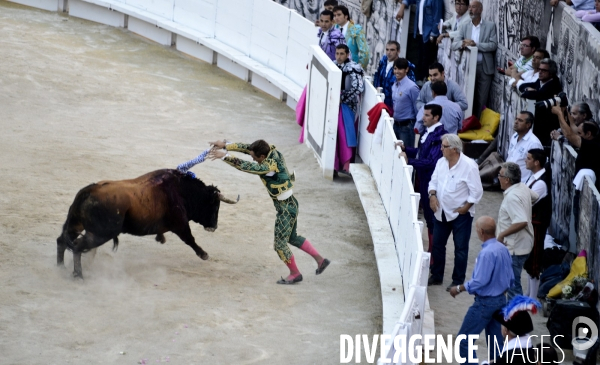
left=449, top=286, right=460, bottom=298
left=395, top=141, right=406, bottom=151
left=208, top=149, right=227, bottom=160
left=453, top=205, right=469, bottom=215
left=429, top=196, right=439, bottom=213
left=209, top=140, right=226, bottom=149
left=399, top=152, right=408, bottom=163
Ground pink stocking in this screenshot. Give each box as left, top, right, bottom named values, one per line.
left=300, top=240, right=323, bottom=264
left=285, top=255, right=301, bottom=279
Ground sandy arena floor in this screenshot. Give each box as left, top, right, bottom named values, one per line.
left=0, top=3, right=381, bottom=364
left=0, top=2, right=570, bottom=364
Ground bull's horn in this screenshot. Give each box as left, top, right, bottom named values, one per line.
left=219, top=193, right=239, bottom=204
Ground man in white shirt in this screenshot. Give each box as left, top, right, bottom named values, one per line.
left=523, top=149, right=552, bottom=300
left=506, top=111, right=543, bottom=183
left=497, top=162, right=539, bottom=300
left=428, top=134, right=483, bottom=290
left=508, top=49, right=549, bottom=90
left=504, top=36, right=539, bottom=75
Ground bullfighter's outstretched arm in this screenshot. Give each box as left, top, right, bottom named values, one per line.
left=225, top=142, right=252, bottom=155
left=222, top=156, right=278, bottom=175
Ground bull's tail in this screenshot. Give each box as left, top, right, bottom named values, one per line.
left=58, top=184, right=95, bottom=252
left=112, top=237, right=119, bottom=252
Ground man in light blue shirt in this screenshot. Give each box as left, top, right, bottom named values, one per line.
left=391, top=58, right=420, bottom=147
left=415, top=81, right=464, bottom=134
left=449, top=216, right=514, bottom=364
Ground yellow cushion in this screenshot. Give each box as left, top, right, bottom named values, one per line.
left=458, top=108, right=501, bottom=142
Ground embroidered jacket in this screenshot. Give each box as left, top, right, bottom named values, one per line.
left=373, top=55, right=416, bottom=110
left=224, top=143, right=294, bottom=199
left=337, top=59, right=365, bottom=114
left=335, top=21, right=370, bottom=69
left=317, top=27, right=346, bottom=61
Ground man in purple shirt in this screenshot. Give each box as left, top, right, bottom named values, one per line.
left=449, top=216, right=514, bottom=364
left=317, top=10, right=345, bottom=61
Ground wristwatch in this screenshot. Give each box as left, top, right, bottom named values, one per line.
left=456, top=285, right=461, bottom=293
left=428, top=192, right=436, bottom=199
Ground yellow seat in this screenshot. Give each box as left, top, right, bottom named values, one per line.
left=458, top=108, right=501, bottom=142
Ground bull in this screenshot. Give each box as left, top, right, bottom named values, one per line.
left=56, top=169, right=238, bottom=278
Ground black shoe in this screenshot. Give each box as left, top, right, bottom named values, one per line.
left=316, top=259, right=330, bottom=275
left=446, top=282, right=463, bottom=292
left=428, top=276, right=442, bottom=286
left=276, top=274, right=303, bottom=285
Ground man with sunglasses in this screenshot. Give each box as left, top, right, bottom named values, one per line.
left=518, top=58, right=563, bottom=146
left=437, top=0, right=471, bottom=44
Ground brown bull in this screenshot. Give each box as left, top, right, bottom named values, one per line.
left=56, top=169, right=238, bottom=278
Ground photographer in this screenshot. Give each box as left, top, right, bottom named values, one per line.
left=518, top=59, right=563, bottom=147
left=550, top=102, right=595, bottom=142
left=551, top=105, right=600, bottom=184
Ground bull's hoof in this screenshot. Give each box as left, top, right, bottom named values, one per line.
left=198, top=252, right=209, bottom=260
left=73, top=271, right=83, bottom=280
left=155, top=233, right=166, bottom=244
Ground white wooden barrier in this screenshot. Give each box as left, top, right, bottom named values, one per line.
left=14, top=0, right=317, bottom=109
left=352, top=80, right=433, bottom=364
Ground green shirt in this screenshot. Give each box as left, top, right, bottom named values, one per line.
left=224, top=143, right=294, bottom=199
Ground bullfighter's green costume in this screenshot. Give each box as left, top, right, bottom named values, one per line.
left=223, top=143, right=305, bottom=264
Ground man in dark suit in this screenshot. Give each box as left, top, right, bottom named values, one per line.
left=518, top=58, right=563, bottom=147
left=452, top=0, right=498, bottom=120
left=397, top=104, right=447, bottom=251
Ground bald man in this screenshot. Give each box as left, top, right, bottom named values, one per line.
left=450, top=216, right=514, bottom=363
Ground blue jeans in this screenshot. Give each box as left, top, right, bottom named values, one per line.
left=508, top=254, right=529, bottom=300
left=430, top=212, right=473, bottom=284
left=393, top=120, right=415, bottom=148
left=457, top=294, right=507, bottom=364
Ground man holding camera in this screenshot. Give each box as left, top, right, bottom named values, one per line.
left=518, top=58, right=563, bottom=147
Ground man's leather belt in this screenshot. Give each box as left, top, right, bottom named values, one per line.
left=394, top=119, right=415, bottom=126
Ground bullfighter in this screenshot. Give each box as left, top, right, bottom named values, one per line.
left=208, top=139, right=330, bottom=285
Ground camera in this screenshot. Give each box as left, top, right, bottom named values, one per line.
left=535, top=92, right=569, bottom=109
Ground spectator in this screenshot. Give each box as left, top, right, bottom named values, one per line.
left=333, top=5, right=370, bottom=69
left=523, top=149, right=552, bottom=300
left=415, top=81, right=464, bottom=134
left=416, top=62, right=468, bottom=112
left=488, top=296, right=541, bottom=364
left=437, top=0, right=471, bottom=44
left=391, top=58, right=420, bottom=147
left=506, top=111, right=543, bottom=183
left=452, top=1, right=498, bottom=120
left=323, top=0, right=337, bottom=11
left=497, top=162, right=539, bottom=299
left=398, top=104, right=447, bottom=252
left=551, top=105, right=600, bottom=180
left=428, top=134, right=483, bottom=290
left=396, top=0, right=444, bottom=82
left=334, top=44, right=365, bottom=173
left=449, top=216, right=513, bottom=363
left=550, top=101, right=595, bottom=141
left=576, top=0, right=600, bottom=28
left=315, top=0, right=339, bottom=26
left=373, top=41, right=416, bottom=111
left=508, top=49, right=549, bottom=90
left=318, top=10, right=345, bottom=61
left=551, top=0, right=595, bottom=11
left=519, top=58, right=563, bottom=147
left=506, top=36, right=540, bottom=75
